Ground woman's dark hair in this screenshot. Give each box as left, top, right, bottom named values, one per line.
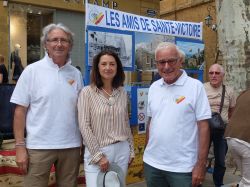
left=91, top=50, right=125, bottom=88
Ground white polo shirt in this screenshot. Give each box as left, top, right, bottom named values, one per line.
left=143, top=70, right=211, bottom=172
left=11, top=53, right=83, bottom=149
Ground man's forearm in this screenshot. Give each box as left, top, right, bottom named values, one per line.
left=197, top=120, right=210, bottom=165
left=13, top=105, right=27, bottom=143
left=145, top=117, right=151, bottom=147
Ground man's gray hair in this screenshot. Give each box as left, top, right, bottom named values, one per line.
left=155, top=42, right=185, bottom=60
left=41, top=23, right=74, bottom=47
left=210, top=64, right=225, bottom=75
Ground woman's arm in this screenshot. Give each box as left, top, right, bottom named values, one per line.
left=77, top=88, right=103, bottom=164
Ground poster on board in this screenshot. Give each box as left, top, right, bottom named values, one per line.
left=87, top=26, right=134, bottom=70
left=135, top=32, right=175, bottom=72
left=176, top=38, right=205, bottom=70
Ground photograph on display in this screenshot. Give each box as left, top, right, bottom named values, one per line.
left=136, top=87, right=149, bottom=134
left=124, top=85, right=132, bottom=119
left=87, top=26, right=134, bottom=70
left=176, top=38, right=205, bottom=70
left=135, top=32, right=175, bottom=72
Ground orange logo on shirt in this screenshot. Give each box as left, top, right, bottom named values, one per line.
left=176, top=96, right=185, bottom=104
left=68, top=79, right=75, bottom=85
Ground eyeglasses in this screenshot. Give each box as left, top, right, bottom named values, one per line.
left=155, top=58, right=179, bottom=66
left=47, top=38, right=70, bottom=45
left=209, top=71, right=220, bottom=75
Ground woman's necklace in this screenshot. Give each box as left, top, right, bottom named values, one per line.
left=101, top=87, right=116, bottom=106
left=101, top=87, right=113, bottom=97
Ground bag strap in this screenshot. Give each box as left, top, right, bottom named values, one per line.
left=219, top=85, right=225, bottom=114
left=103, top=171, right=108, bottom=187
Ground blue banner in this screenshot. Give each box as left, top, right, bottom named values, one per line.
left=86, top=3, right=203, bottom=40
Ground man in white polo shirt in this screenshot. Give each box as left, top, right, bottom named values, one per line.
left=143, top=42, right=211, bottom=187
left=10, top=23, right=83, bottom=187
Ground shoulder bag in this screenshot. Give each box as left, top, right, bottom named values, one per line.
left=208, top=85, right=226, bottom=130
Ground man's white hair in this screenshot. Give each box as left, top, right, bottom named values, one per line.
left=155, top=42, right=185, bottom=60
left=210, top=64, right=225, bottom=75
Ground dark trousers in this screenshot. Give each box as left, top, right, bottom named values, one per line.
left=144, top=162, right=192, bottom=187
left=210, top=129, right=227, bottom=187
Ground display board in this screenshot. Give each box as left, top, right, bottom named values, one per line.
left=85, top=3, right=204, bottom=128
left=84, top=3, right=205, bottom=185
left=84, top=3, right=204, bottom=78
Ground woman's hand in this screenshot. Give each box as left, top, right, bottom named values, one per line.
left=98, top=155, right=109, bottom=172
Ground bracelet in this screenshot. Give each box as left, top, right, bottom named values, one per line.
left=15, top=141, right=26, bottom=147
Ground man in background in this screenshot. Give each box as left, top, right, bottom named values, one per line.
left=204, top=64, right=236, bottom=187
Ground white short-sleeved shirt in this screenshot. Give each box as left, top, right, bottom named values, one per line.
left=11, top=53, right=83, bottom=149
left=143, top=70, right=211, bottom=172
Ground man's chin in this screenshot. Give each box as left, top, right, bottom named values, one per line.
left=55, top=52, right=64, bottom=55
left=210, top=81, right=218, bottom=85
left=163, top=77, right=175, bottom=84
left=162, top=74, right=172, bottom=80
left=54, top=53, right=66, bottom=57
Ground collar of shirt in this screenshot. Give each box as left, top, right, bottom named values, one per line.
left=93, top=85, right=122, bottom=97
left=159, top=69, right=188, bottom=87
left=44, top=52, right=72, bottom=69
left=208, top=83, right=223, bottom=91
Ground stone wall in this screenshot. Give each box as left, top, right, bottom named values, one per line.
left=216, top=0, right=250, bottom=93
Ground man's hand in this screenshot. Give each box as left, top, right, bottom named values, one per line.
left=13, top=105, right=28, bottom=174
left=15, top=146, right=28, bottom=174
left=192, top=161, right=206, bottom=187
left=193, top=119, right=210, bottom=186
